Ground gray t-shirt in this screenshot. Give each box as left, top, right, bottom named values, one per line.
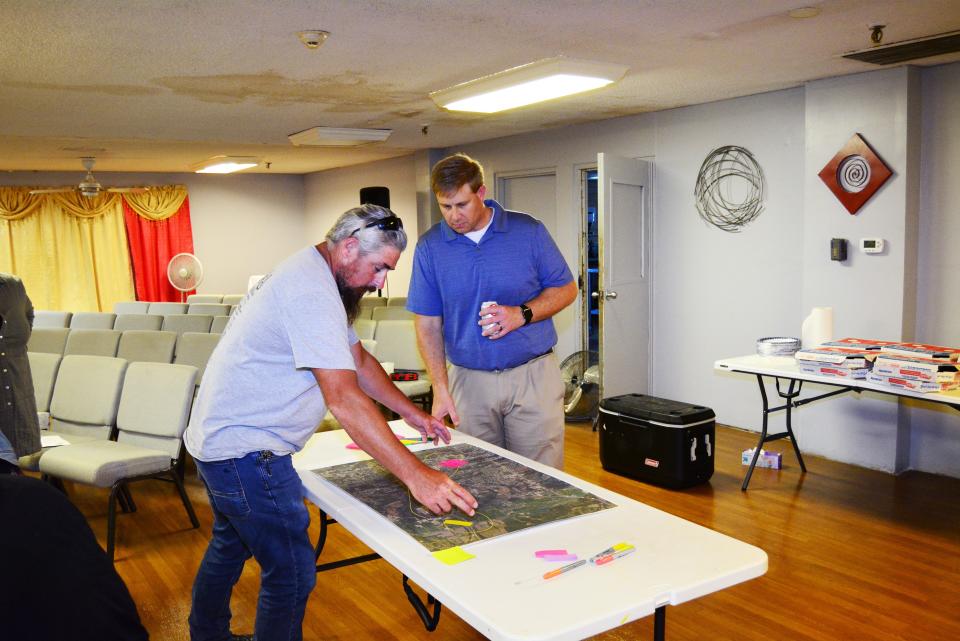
left=184, top=246, right=358, bottom=461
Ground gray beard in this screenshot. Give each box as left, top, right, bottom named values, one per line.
left=335, top=273, right=374, bottom=325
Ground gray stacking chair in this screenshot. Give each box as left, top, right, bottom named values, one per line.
left=186, top=294, right=223, bottom=304
left=372, top=305, right=414, bottom=321
left=28, top=351, right=62, bottom=429
left=353, top=318, right=377, bottom=340
left=19, top=355, right=128, bottom=470
left=373, top=320, right=431, bottom=404
left=220, top=294, right=244, bottom=306
left=147, top=302, right=187, bottom=315
left=63, top=329, right=121, bottom=357
left=174, top=332, right=220, bottom=385
left=33, top=310, right=72, bottom=328
left=114, top=313, right=164, bottom=332
left=114, top=301, right=150, bottom=315
left=162, top=314, right=213, bottom=337
left=360, top=296, right=387, bottom=311
left=387, top=296, right=408, bottom=307
left=187, top=303, right=231, bottom=316
left=209, top=315, right=230, bottom=334
left=38, top=362, right=199, bottom=561
left=27, top=327, right=70, bottom=354
left=117, top=330, right=177, bottom=363
left=69, top=312, right=117, bottom=329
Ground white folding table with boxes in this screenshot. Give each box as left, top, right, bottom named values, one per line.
left=715, top=354, right=960, bottom=491
left=293, top=426, right=766, bottom=641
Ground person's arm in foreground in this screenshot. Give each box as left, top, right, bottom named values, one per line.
left=314, top=367, right=477, bottom=516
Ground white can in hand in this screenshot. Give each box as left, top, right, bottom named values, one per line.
left=480, top=301, right=497, bottom=331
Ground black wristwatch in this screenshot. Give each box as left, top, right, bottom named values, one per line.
left=519, top=303, right=534, bottom=326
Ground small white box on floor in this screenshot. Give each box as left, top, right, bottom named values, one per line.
left=742, top=448, right=782, bottom=469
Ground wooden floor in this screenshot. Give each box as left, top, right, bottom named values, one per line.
left=51, top=423, right=960, bottom=641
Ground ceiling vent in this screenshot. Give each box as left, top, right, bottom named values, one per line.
left=842, top=30, right=960, bottom=65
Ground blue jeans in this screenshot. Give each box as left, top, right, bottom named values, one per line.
left=189, top=452, right=316, bottom=641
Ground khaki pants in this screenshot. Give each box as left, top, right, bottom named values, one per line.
left=448, top=352, right=564, bottom=469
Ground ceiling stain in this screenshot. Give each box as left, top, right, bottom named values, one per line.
left=153, top=71, right=423, bottom=108
left=2, top=80, right=161, bottom=97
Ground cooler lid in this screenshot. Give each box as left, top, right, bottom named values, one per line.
left=599, top=393, right=715, bottom=424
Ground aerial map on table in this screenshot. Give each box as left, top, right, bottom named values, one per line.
left=313, top=443, right=615, bottom=551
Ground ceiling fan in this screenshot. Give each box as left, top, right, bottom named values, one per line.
left=29, top=157, right=150, bottom=198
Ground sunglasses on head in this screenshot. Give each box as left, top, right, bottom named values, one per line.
left=351, top=215, right=403, bottom=236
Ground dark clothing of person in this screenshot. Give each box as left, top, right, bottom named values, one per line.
left=0, top=474, right=149, bottom=640
left=0, top=273, right=41, bottom=457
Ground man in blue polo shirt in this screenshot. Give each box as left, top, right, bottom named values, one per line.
left=408, top=154, right=577, bottom=468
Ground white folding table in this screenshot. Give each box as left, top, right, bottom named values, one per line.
left=293, top=426, right=767, bottom=641
left=715, top=354, right=960, bottom=490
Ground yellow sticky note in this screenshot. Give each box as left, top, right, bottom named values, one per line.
left=613, top=542, right=634, bottom=552
left=432, top=546, right=476, bottom=565
left=443, top=519, right=474, bottom=527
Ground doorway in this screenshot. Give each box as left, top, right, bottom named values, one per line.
left=580, top=168, right=599, bottom=355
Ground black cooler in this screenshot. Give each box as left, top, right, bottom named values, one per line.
left=598, top=394, right=715, bottom=489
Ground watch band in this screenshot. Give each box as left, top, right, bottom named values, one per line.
left=520, top=303, right=533, bottom=326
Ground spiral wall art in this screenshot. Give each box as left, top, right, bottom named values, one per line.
left=694, top=145, right=766, bottom=233
left=817, top=133, right=892, bottom=215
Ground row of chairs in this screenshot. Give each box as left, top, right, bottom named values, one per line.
left=357, top=296, right=412, bottom=321
left=22, top=355, right=199, bottom=561
left=28, top=331, right=219, bottom=388
left=30, top=320, right=225, bottom=356
left=185, top=294, right=245, bottom=306
left=35, top=305, right=235, bottom=329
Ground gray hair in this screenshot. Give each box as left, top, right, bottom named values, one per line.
left=325, top=204, right=407, bottom=255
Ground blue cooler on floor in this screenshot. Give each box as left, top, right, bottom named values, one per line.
left=598, top=393, right=715, bottom=489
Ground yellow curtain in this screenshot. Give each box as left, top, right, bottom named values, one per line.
left=123, top=186, right=188, bottom=221
left=0, top=189, right=135, bottom=312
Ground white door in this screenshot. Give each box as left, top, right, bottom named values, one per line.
left=597, top=154, right=650, bottom=398
left=498, top=171, right=577, bottom=360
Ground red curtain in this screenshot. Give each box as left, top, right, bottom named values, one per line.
left=122, top=197, right=195, bottom=302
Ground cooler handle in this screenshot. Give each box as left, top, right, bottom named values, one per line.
left=690, top=437, right=697, bottom=462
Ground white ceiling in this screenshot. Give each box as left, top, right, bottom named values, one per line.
left=1, top=0, right=959, bottom=176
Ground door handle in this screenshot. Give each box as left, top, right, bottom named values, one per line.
left=591, top=291, right=599, bottom=299
left=604, top=291, right=618, bottom=300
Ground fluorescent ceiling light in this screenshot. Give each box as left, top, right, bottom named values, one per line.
left=430, top=57, right=629, bottom=114
left=193, top=156, right=259, bottom=174
left=288, top=126, right=392, bottom=147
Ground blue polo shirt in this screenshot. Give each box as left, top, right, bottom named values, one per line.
left=407, top=199, right=574, bottom=371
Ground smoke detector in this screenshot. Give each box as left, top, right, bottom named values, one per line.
left=297, top=30, right=330, bottom=50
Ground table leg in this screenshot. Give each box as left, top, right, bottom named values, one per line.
left=653, top=605, right=666, bottom=641
left=403, top=574, right=443, bottom=631
left=783, top=379, right=807, bottom=473
left=741, top=375, right=771, bottom=491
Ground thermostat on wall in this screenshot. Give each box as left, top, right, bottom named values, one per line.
left=860, top=238, right=884, bottom=254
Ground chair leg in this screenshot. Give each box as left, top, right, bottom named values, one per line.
left=121, top=484, right=137, bottom=513
left=171, top=470, right=200, bottom=529
left=107, top=485, right=120, bottom=562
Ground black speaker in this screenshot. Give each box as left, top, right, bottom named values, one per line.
left=360, top=186, right=390, bottom=209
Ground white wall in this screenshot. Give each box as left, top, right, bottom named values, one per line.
left=0, top=171, right=306, bottom=296
left=304, top=155, right=417, bottom=297
left=798, top=67, right=920, bottom=473
left=911, top=62, right=960, bottom=476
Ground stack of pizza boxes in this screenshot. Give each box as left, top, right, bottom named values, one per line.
left=867, top=342, right=960, bottom=393
left=793, top=338, right=896, bottom=380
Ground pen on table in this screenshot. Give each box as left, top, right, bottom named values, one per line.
left=594, top=545, right=636, bottom=565
left=543, top=558, right=586, bottom=580
left=589, top=546, right=617, bottom=562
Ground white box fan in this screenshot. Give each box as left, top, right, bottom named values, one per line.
left=167, top=253, right=204, bottom=302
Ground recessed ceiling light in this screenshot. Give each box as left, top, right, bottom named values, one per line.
left=193, top=156, right=259, bottom=174
left=429, top=57, right=629, bottom=114
left=287, top=127, right=392, bottom=147
left=789, top=7, right=821, bottom=19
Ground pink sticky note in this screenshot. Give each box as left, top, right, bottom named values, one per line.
left=345, top=443, right=361, bottom=450
left=535, top=549, right=568, bottom=558
left=439, top=459, right=468, bottom=469
left=541, top=554, right=578, bottom=562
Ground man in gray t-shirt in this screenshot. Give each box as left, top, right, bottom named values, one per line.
left=185, top=205, right=477, bottom=641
